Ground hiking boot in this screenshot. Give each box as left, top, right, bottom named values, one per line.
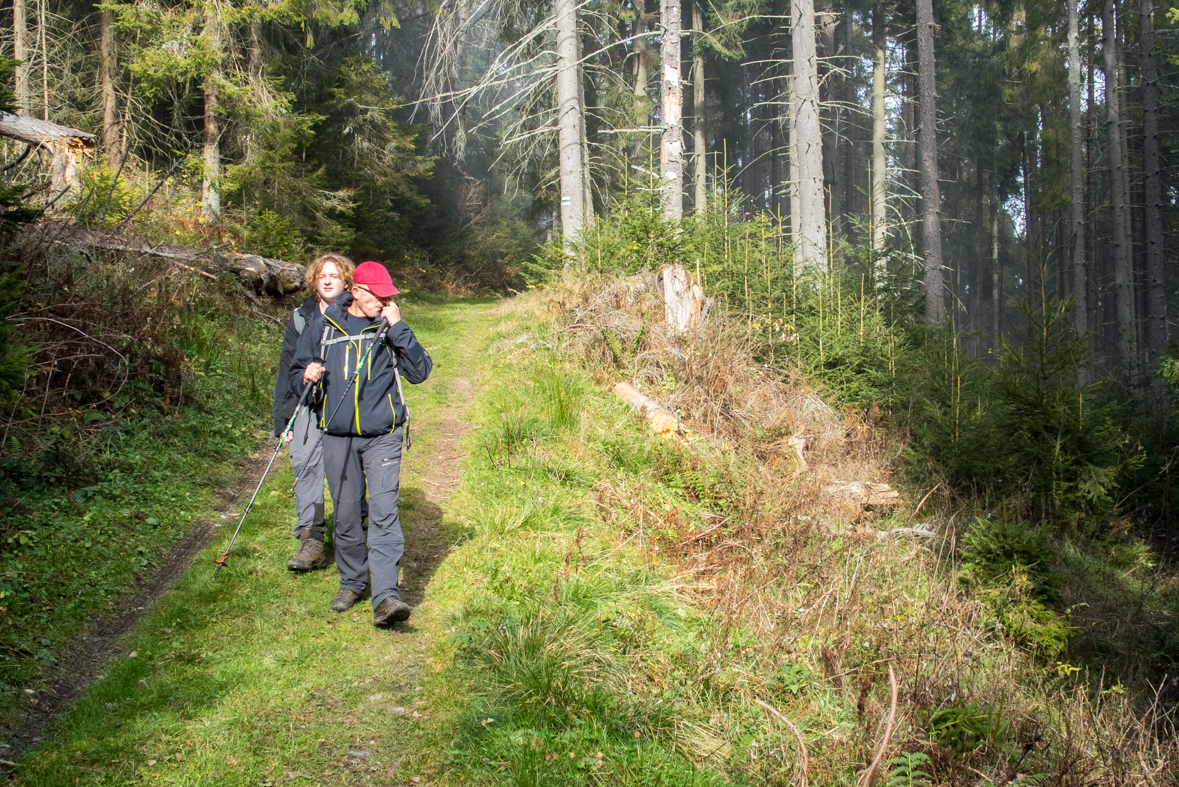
left=330, top=588, right=363, bottom=612
left=373, top=596, right=412, bottom=627
left=287, top=537, right=327, bottom=571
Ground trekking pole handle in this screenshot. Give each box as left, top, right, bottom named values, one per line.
left=214, top=380, right=315, bottom=579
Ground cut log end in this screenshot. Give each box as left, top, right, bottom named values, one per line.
left=612, top=381, right=692, bottom=441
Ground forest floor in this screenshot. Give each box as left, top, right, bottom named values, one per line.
left=7, top=298, right=494, bottom=786
left=8, top=288, right=1177, bottom=786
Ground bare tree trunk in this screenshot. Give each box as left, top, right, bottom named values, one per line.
left=871, top=0, right=887, bottom=287
left=579, top=57, right=593, bottom=216
left=1141, top=0, right=1166, bottom=410
left=1103, top=0, right=1135, bottom=372
left=785, top=22, right=798, bottom=246
left=1069, top=0, right=1087, bottom=375
left=991, top=171, right=1000, bottom=345
left=100, top=8, right=121, bottom=170
left=556, top=0, right=586, bottom=249
left=633, top=9, right=648, bottom=99
left=692, top=0, right=706, bottom=216
left=791, top=0, right=824, bottom=274
left=1024, top=127, right=1041, bottom=294
left=249, top=19, right=264, bottom=84
left=660, top=0, right=683, bottom=222
left=38, top=0, right=46, bottom=119
left=631, top=5, right=649, bottom=163
left=819, top=2, right=840, bottom=262
left=1087, top=16, right=1100, bottom=365
left=899, top=37, right=916, bottom=226
left=201, top=6, right=222, bottom=218
left=14, top=0, right=28, bottom=114
left=916, top=0, right=944, bottom=321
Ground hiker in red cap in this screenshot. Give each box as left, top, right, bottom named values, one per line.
left=289, top=261, right=432, bottom=627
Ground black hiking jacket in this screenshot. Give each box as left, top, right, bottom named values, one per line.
left=272, top=296, right=322, bottom=438
left=288, top=294, right=432, bottom=437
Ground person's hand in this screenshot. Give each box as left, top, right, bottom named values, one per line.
left=303, top=362, right=325, bottom=384
left=283, top=430, right=294, bottom=444
left=380, top=302, right=401, bottom=326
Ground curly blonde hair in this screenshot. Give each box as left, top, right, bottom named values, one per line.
left=304, top=253, right=356, bottom=299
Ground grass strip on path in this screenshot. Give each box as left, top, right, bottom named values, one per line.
left=10, top=298, right=496, bottom=786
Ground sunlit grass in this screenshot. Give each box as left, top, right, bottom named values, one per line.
left=11, top=300, right=491, bottom=786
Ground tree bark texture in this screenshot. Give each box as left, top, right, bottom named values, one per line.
left=900, top=37, right=916, bottom=226
left=660, top=0, right=683, bottom=222
left=818, top=3, right=841, bottom=261
left=100, top=8, right=122, bottom=171
left=916, top=0, right=944, bottom=321
left=14, top=0, right=29, bottom=114
left=1069, top=0, right=1087, bottom=364
left=1102, top=0, right=1135, bottom=371
left=692, top=0, right=707, bottom=216
left=1141, top=0, right=1167, bottom=409
left=202, top=6, right=223, bottom=218
left=633, top=10, right=649, bottom=100
left=556, top=0, right=586, bottom=248
left=871, top=0, right=887, bottom=287
left=791, top=0, right=825, bottom=274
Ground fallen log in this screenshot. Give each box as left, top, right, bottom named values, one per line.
left=612, top=381, right=692, bottom=441
left=824, top=481, right=900, bottom=506
left=823, top=481, right=900, bottom=523
left=0, top=111, right=96, bottom=190
left=26, top=221, right=306, bottom=295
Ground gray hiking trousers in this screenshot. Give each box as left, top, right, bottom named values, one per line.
left=288, top=406, right=325, bottom=541
left=322, top=427, right=404, bottom=610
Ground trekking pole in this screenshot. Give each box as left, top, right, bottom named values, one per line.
left=392, top=358, right=411, bottom=451
left=213, top=380, right=315, bottom=579
left=289, top=318, right=391, bottom=493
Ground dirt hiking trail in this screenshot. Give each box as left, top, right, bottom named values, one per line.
left=8, top=300, right=489, bottom=786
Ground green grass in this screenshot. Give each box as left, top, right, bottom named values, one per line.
left=14, top=292, right=1175, bottom=786
left=8, top=299, right=490, bottom=785
left=0, top=308, right=281, bottom=730
left=417, top=303, right=762, bottom=785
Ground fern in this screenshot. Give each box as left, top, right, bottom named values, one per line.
left=984, top=774, right=1048, bottom=787
left=884, top=752, right=933, bottom=787
left=603, top=329, right=625, bottom=367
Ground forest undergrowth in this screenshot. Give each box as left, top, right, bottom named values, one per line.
left=423, top=257, right=1178, bottom=785
left=0, top=232, right=286, bottom=736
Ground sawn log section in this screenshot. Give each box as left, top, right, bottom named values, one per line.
left=26, top=221, right=306, bottom=295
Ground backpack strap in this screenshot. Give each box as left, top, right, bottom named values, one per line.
left=322, top=332, right=375, bottom=346
left=292, top=308, right=306, bottom=336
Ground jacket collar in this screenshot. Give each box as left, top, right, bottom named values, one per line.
left=322, top=293, right=355, bottom=323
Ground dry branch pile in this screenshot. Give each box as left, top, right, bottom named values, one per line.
left=553, top=269, right=896, bottom=528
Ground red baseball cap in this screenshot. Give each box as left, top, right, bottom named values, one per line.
left=352, top=261, right=400, bottom=298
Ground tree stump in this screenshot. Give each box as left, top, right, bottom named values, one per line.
left=0, top=111, right=96, bottom=190
left=657, top=264, right=705, bottom=334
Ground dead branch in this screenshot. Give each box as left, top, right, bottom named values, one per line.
left=858, top=664, right=898, bottom=787
left=754, top=698, right=809, bottom=787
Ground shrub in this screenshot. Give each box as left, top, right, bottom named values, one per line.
left=245, top=210, right=304, bottom=260
left=959, top=517, right=1072, bottom=655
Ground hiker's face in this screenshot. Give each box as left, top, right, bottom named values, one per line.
left=350, top=284, right=387, bottom=319
left=316, top=262, right=347, bottom=303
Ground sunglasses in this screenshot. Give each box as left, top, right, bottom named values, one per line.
left=353, top=285, right=392, bottom=305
